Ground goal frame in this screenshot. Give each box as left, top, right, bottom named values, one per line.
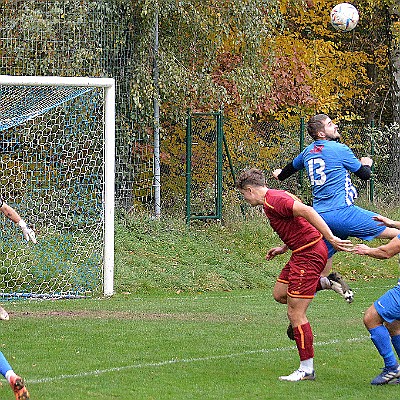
left=0, top=75, right=115, bottom=296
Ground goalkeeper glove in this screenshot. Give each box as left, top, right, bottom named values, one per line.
left=18, top=219, right=37, bottom=244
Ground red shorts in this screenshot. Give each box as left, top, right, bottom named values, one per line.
left=277, top=239, right=328, bottom=299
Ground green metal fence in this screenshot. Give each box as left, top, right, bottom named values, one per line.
left=187, top=112, right=396, bottom=218
left=185, top=110, right=224, bottom=223
left=0, top=0, right=153, bottom=212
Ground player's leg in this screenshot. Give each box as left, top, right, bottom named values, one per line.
left=279, top=246, right=324, bottom=381
left=317, top=252, right=354, bottom=303
left=320, top=255, right=333, bottom=277
left=273, top=281, right=287, bottom=304
left=317, top=210, right=354, bottom=302
left=387, top=320, right=400, bottom=360
left=376, top=227, right=400, bottom=239
left=0, top=305, right=9, bottom=321
left=274, top=264, right=294, bottom=339
left=279, top=296, right=315, bottom=381
left=274, top=262, right=290, bottom=304
left=364, top=289, right=400, bottom=385
left=273, top=280, right=298, bottom=341
left=315, top=211, right=353, bottom=301
left=0, top=351, right=30, bottom=399
left=317, top=205, right=396, bottom=303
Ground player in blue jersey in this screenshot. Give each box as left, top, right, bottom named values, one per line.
left=352, top=214, right=400, bottom=384
left=273, top=114, right=400, bottom=300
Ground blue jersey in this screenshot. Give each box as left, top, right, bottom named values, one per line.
left=292, top=140, right=361, bottom=213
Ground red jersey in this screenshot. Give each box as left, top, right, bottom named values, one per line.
left=263, top=189, right=322, bottom=251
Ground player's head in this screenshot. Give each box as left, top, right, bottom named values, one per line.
left=235, top=168, right=266, bottom=190
left=235, top=168, right=267, bottom=206
left=307, top=114, right=340, bottom=141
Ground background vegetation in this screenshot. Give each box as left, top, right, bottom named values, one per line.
left=114, top=202, right=400, bottom=294
left=2, top=0, right=400, bottom=212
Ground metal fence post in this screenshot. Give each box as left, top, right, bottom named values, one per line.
left=185, top=110, right=192, bottom=224
left=370, top=119, right=375, bottom=203
left=216, top=110, right=223, bottom=220
left=298, top=117, right=305, bottom=191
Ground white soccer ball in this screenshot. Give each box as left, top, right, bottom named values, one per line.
left=330, top=3, right=359, bottom=32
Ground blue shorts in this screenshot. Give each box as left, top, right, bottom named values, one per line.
left=320, top=205, right=386, bottom=258
left=374, top=284, right=400, bottom=323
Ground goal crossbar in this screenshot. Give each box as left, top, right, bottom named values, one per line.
left=0, top=75, right=115, bottom=88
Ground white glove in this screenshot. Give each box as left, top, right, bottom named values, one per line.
left=18, top=219, right=37, bottom=244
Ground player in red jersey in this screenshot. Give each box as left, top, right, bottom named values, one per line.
left=236, top=168, right=352, bottom=381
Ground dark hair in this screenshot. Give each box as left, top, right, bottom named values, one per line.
left=307, top=114, right=329, bottom=140
left=235, top=168, right=266, bottom=189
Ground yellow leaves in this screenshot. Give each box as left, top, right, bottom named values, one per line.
left=260, top=0, right=391, bottom=123
left=393, top=21, right=400, bottom=45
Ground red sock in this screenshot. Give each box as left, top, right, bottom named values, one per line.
left=293, top=322, right=314, bottom=361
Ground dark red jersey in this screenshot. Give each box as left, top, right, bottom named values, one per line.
left=263, top=189, right=322, bottom=251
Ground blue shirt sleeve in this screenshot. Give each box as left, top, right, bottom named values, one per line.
left=336, top=144, right=361, bottom=172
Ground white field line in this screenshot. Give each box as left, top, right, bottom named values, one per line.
left=28, top=335, right=369, bottom=384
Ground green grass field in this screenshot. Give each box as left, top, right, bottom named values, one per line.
left=0, top=279, right=399, bottom=399
left=1, top=211, right=400, bottom=399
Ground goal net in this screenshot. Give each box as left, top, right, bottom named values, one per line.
left=0, top=75, right=115, bottom=298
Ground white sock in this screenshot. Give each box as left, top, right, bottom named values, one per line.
left=300, top=358, right=314, bottom=373
left=5, top=370, right=15, bottom=383
left=320, top=276, right=331, bottom=290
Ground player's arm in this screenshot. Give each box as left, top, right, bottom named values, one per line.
left=265, top=244, right=289, bottom=260
left=342, top=145, right=372, bottom=180
left=0, top=201, right=23, bottom=224
left=292, top=200, right=352, bottom=251
left=352, top=237, right=400, bottom=259
left=0, top=200, right=37, bottom=243
left=372, top=215, right=400, bottom=229
left=272, top=162, right=298, bottom=181
left=354, top=157, right=372, bottom=180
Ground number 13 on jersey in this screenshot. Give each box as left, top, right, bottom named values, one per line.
left=307, top=158, right=326, bottom=186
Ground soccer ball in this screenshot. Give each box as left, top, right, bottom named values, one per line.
left=330, top=3, right=359, bottom=32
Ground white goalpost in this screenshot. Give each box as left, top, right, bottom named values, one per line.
left=0, top=75, right=115, bottom=297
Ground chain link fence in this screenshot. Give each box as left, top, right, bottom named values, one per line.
left=0, top=1, right=398, bottom=220
left=0, top=0, right=153, bottom=213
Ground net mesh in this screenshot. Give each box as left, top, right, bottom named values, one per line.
left=0, top=0, right=154, bottom=212
left=189, top=115, right=218, bottom=217
left=0, top=83, right=105, bottom=299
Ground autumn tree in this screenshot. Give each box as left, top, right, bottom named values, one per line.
left=256, top=0, right=393, bottom=123
left=131, top=0, right=288, bottom=124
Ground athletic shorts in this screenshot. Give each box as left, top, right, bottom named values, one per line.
left=319, top=205, right=386, bottom=258
left=374, top=284, right=400, bottom=324
left=277, top=239, right=328, bottom=299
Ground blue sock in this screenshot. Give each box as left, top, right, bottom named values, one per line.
left=391, top=334, right=400, bottom=359
left=0, top=351, right=12, bottom=378
left=369, top=326, right=398, bottom=369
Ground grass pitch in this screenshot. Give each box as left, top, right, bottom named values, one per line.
left=0, top=278, right=398, bottom=399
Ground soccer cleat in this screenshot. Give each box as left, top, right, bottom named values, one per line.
left=9, top=375, right=30, bottom=400
left=0, top=305, right=9, bottom=321
left=371, top=365, right=400, bottom=385
left=327, top=271, right=354, bottom=303
left=286, top=323, right=295, bottom=340
left=279, top=369, right=315, bottom=382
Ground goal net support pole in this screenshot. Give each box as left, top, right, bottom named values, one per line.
left=0, top=75, right=115, bottom=297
